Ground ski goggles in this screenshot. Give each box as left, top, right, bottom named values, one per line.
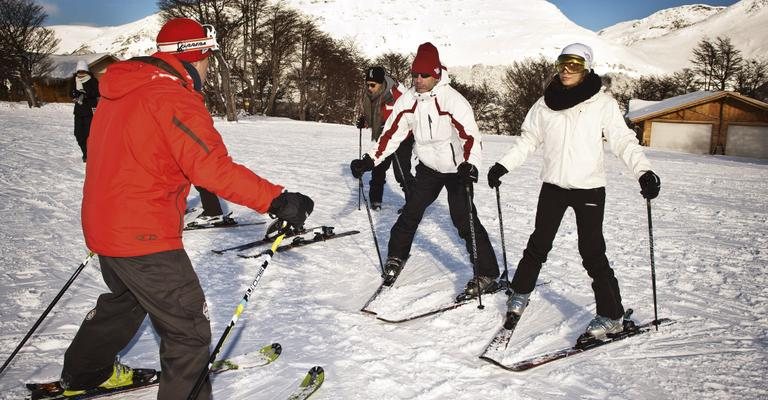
left=555, top=54, right=586, bottom=73
left=157, top=24, right=219, bottom=55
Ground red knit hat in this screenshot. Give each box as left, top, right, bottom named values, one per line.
left=411, top=42, right=444, bottom=77
left=156, top=18, right=219, bottom=62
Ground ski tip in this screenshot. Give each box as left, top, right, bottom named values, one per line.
left=259, top=342, right=282, bottom=361
left=302, top=366, right=325, bottom=388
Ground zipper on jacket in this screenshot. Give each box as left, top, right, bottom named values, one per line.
left=449, top=143, right=458, bottom=166
left=428, top=114, right=433, bottom=139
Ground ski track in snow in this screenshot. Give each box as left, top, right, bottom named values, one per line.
left=0, top=102, right=766, bottom=399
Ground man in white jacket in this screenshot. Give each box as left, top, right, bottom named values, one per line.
left=487, top=43, right=661, bottom=339
left=351, top=42, right=500, bottom=299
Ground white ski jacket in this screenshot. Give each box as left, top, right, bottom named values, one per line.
left=368, top=76, right=482, bottom=173
left=498, top=90, right=651, bottom=189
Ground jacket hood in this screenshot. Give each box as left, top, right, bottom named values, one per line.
left=99, top=52, right=196, bottom=100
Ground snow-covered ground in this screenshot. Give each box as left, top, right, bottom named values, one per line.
left=0, top=102, right=766, bottom=399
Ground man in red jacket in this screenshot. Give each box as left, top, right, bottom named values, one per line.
left=59, top=18, right=313, bottom=399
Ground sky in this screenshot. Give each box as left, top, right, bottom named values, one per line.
left=42, top=0, right=741, bottom=30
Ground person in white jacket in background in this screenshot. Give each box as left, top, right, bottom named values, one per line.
left=487, top=43, right=661, bottom=339
left=350, top=42, right=500, bottom=299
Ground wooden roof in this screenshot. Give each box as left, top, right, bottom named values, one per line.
left=626, top=91, right=768, bottom=123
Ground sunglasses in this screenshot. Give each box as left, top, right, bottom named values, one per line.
left=411, top=72, right=432, bottom=79
left=367, top=83, right=378, bottom=88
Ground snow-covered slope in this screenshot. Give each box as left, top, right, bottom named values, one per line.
left=45, top=0, right=768, bottom=80
left=608, top=0, right=768, bottom=72
left=598, top=4, right=725, bottom=46
left=50, top=14, right=161, bottom=59
left=0, top=102, right=766, bottom=399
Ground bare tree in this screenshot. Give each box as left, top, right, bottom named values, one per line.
left=734, top=58, right=768, bottom=101
left=372, top=52, right=412, bottom=87
left=158, top=0, right=241, bottom=120
left=0, top=0, right=58, bottom=107
left=690, top=36, right=743, bottom=91
left=500, top=57, right=553, bottom=135
left=261, top=3, right=299, bottom=115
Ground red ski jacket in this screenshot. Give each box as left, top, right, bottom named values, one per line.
left=82, top=52, right=283, bottom=257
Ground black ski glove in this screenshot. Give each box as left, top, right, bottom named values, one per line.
left=457, top=162, right=478, bottom=184
left=356, top=115, right=366, bottom=129
left=268, top=192, right=314, bottom=231
left=487, top=163, right=508, bottom=188
left=350, top=154, right=374, bottom=178
left=71, top=89, right=83, bottom=99
left=638, top=170, right=661, bottom=199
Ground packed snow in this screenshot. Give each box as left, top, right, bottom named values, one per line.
left=0, top=102, right=766, bottom=399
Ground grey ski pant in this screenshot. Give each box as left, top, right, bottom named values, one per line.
left=61, top=249, right=212, bottom=400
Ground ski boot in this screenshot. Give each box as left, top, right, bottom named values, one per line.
left=62, top=361, right=136, bottom=396
left=584, top=315, right=624, bottom=341
left=371, top=202, right=382, bottom=211
left=456, top=276, right=500, bottom=302
left=382, top=257, right=406, bottom=286
left=187, top=213, right=236, bottom=228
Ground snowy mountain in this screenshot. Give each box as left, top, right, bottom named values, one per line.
left=0, top=102, right=766, bottom=399
left=606, top=0, right=768, bottom=73
left=49, top=14, right=161, bottom=59
left=46, top=0, right=768, bottom=81
left=598, top=4, right=725, bottom=46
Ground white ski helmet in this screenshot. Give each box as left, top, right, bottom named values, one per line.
left=560, top=43, right=593, bottom=70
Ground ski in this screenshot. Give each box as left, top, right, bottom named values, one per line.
left=375, top=281, right=549, bottom=324
left=26, top=343, right=282, bottom=399
left=210, top=342, right=282, bottom=373
left=375, top=283, right=505, bottom=323
left=478, top=312, right=525, bottom=362
left=360, top=257, right=413, bottom=315
left=284, top=366, right=324, bottom=400
left=481, top=313, right=673, bottom=372
left=238, top=227, right=360, bottom=258
left=184, top=221, right=266, bottom=231
left=211, top=225, right=327, bottom=254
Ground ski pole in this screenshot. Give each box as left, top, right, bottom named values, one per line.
left=646, top=199, right=659, bottom=331
left=358, top=127, right=363, bottom=210
left=0, top=252, right=95, bottom=376
left=187, top=228, right=287, bottom=400
left=465, top=183, right=484, bottom=310
left=495, top=187, right=512, bottom=295
left=359, top=178, right=384, bottom=276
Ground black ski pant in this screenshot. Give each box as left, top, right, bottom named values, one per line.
left=387, top=163, right=499, bottom=279
left=510, top=182, right=624, bottom=319
left=73, top=114, right=92, bottom=159
left=61, top=250, right=212, bottom=400
left=369, top=136, right=415, bottom=204
left=195, top=186, right=223, bottom=216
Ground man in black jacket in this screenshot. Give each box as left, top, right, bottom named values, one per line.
left=71, top=60, right=100, bottom=162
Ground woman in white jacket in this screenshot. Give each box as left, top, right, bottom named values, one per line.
left=487, top=43, right=661, bottom=339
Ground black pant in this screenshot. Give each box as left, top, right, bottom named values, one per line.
left=510, top=183, right=624, bottom=319
left=61, top=250, right=212, bottom=400
left=74, top=114, right=92, bottom=158
left=387, top=163, right=499, bottom=278
left=194, top=186, right=223, bottom=216
left=369, top=136, right=415, bottom=204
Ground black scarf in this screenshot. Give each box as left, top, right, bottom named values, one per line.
left=181, top=61, right=203, bottom=92
left=544, top=71, right=601, bottom=111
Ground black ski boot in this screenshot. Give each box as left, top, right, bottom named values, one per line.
left=382, top=257, right=406, bottom=286
left=456, top=276, right=500, bottom=302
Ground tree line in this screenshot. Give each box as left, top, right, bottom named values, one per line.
left=1, top=0, right=766, bottom=134
left=485, top=36, right=768, bottom=135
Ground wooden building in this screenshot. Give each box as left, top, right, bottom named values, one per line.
left=34, top=53, right=120, bottom=103
left=626, top=91, right=768, bottom=159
